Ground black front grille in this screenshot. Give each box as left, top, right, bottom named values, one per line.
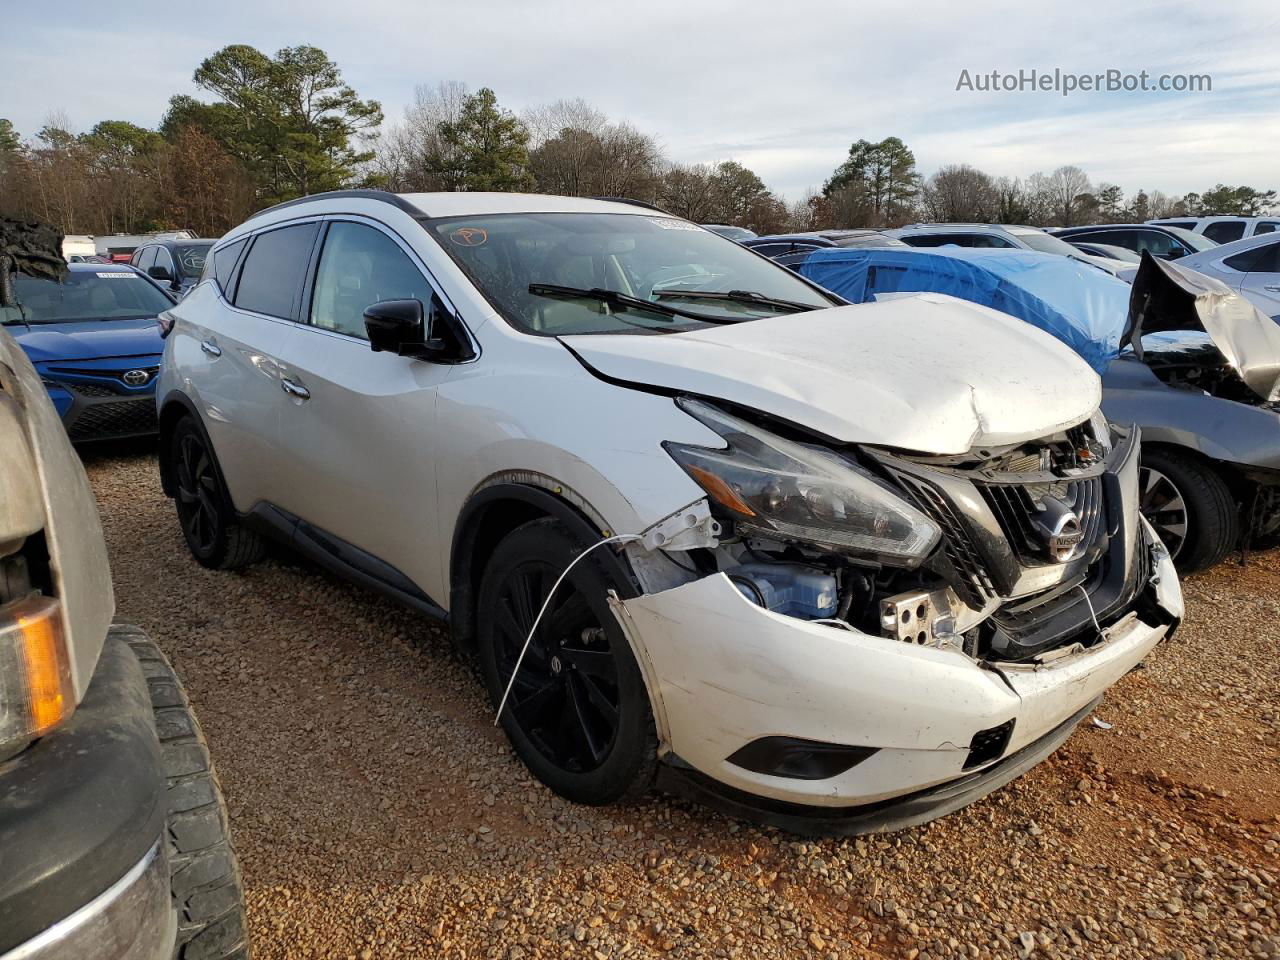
left=892, top=472, right=996, bottom=607
left=965, top=718, right=1015, bottom=770
left=67, top=398, right=157, bottom=441
left=69, top=381, right=121, bottom=398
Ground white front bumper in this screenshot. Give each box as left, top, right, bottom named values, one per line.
left=612, top=537, right=1180, bottom=810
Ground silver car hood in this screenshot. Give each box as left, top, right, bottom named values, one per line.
left=561, top=294, right=1101, bottom=455
left=1127, top=254, right=1280, bottom=402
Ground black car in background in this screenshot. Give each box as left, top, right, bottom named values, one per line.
left=1050, top=224, right=1218, bottom=261
left=743, top=230, right=905, bottom=259
left=129, top=238, right=215, bottom=298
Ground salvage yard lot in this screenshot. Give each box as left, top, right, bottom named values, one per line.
left=89, top=446, right=1278, bottom=960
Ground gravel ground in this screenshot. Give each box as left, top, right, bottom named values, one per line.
left=86, top=445, right=1278, bottom=960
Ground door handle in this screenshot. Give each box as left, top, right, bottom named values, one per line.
left=1264, top=284, right=1280, bottom=292
left=200, top=339, right=222, bottom=357
left=280, top=377, right=310, bottom=400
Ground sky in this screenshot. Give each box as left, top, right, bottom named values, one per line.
left=3, top=0, right=1276, bottom=201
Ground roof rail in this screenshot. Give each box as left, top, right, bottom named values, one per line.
left=589, top=196, right=668, bottom=213
left=246, top=189, right=427, bottom=221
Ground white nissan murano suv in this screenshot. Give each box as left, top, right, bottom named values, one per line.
left=156, top=191, right=1183, bottom=834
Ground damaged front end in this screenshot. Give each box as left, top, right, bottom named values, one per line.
left=612, top=397, right=1181, bottom=834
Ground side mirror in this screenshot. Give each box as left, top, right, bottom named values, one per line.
left=147, top=264, right=173, bottom=282
left=364, top=295, right=475, bottom=362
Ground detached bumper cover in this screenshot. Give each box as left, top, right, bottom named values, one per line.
left=0, top=633, right=171, bottom=957
left=612, top=528, right=1180, bottom=826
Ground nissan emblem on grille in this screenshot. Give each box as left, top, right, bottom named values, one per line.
left=1032, top=495, right=1084, bottom=563
left=122, top=369, right=149, bottom=386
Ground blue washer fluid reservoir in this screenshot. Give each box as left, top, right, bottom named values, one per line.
left=727, top=564, right=838, bottom=619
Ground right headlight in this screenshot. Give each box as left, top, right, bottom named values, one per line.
left=663, top=398, right=940, bottom=564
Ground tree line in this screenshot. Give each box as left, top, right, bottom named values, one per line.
left=0, top=44, right=1274, bottom=240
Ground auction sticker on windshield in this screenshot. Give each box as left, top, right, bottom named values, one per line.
left=97, top=272, right=139, bottom=278
left=647, top=218, right=701, bottom=231
left=449, top=227, right=489, bottom=247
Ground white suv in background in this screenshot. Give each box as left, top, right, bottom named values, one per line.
left=155, top=191, right=1182, bottom=834
left=1149, top=216, right=1280, bottom=244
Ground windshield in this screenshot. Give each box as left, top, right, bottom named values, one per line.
left=173, top=242, right=213, bottom=279
left=0, top=270, right=173, bottom=325
left=1010, top=229, right=1086, bottom=258
left=424, top=212, right=834, bottom=335
left=1164, top=225, right=1218, bottom=252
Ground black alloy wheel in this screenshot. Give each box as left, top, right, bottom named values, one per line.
left=175, top=429, right=221, bottom=556
left=478, top=518, right=657, bottom=805
left=167, top=417, right=265, bottom=570
left=491, top=560, right=621, bottom=772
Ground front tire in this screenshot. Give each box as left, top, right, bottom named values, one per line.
left=120, top=627, right=249, bottom=960
left=477, top=518, right=657, bottom=805
left=166, top=417, right=264, bottom=570
left=1139, top=447, right=1237, bottom=573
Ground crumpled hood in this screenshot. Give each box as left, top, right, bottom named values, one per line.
left=1126, top=253, right=1280, bottom=402
left=561, top=294, right=1101, bottom=455
left=6, top=316, right=164, bottom=363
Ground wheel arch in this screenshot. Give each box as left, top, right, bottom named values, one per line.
left=1141, top=439, right=1249, bottom=503
left=448, top=480, right=641, bottom=659
left=156, top=391, right=236, bottom=516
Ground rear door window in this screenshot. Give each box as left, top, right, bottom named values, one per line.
left=1249, top=243, right=1280, bottom=274
left=1203, top=221, right=1247, bottom=243
left=233, top=223, right=319, bottom=320
left=1224, top=247, right=1270, bottom=272
left=1255, top=222, right=1279, bottom=235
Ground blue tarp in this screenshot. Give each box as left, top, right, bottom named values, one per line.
left=793, top=247, right=1133, bottom=373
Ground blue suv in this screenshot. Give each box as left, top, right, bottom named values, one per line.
left=0, top=263, right=172, bottom=441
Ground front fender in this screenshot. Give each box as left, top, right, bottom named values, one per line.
left=1102, top=357, right=1280, bottom=471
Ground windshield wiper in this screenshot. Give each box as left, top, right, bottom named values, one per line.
left=527, top=283, right=743, bottom=324
left=651, top=288, right=821, bottom=313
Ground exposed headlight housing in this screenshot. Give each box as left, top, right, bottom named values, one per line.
left=0, top=594, right=74, bottom=758
left=664, top=399, right=940, bottom=564
left=1088, top=409, right=1113, bottom=455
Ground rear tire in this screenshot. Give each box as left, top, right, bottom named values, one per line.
left=166, top=417, right=264, bottom=570
left=119, top=626, right=249, bottom=960
left=1139, top=447, right=1237, bottom=573
left=477, top=518, right=657, bottom=806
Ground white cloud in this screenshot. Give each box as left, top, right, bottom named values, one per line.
left=2, top=0, right=1276, bottom=200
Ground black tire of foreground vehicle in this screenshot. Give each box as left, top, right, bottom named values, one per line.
left=169, top=417, right=265, bottom=571
left=121, top=626, right=250, bottom=960
left=477, top=518, right=658, bottom=806
left=1142, top=446, right=1237, bottom=574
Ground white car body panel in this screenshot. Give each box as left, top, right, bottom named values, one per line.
left=1149, top=216, right=1280, bottom=241
left=564, top=294, right=1101, bottom=454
